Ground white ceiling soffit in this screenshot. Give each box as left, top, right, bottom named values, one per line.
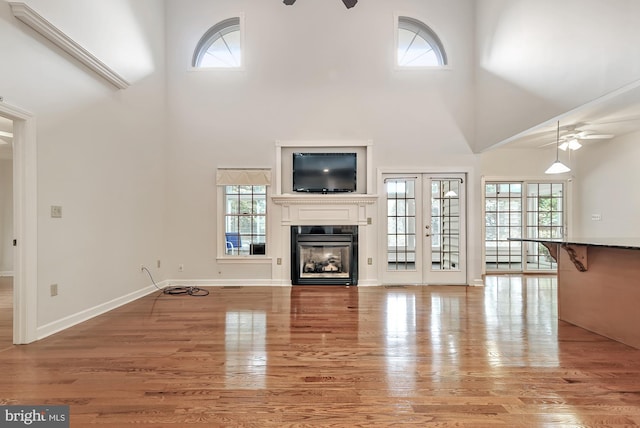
left=485, top=78, right=640, bottom=151
left=9, top=2, right=130, bottom=89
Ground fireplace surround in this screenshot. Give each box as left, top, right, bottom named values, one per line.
left=291, top=225, right=358, bottom=285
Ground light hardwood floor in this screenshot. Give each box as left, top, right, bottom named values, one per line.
left=0, top=276, right=12, bottom=351
left=1, top=276, right=639, bottom=427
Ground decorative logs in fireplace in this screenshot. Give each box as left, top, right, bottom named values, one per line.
left=291, top=225, right=358, bottom=285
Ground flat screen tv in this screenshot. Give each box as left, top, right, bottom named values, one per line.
left=293, top=152, right=357, bottom=193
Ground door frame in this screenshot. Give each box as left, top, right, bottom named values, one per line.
left=377, top=167, right=470, bottom=285
left=0, top=101, right=38, bottom=344
left=481, top=176, right=572, bottom=275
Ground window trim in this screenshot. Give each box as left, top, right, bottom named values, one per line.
left=216, top=174, right=271, bottom=261
left=481, top=177, right=569, bottom=274
left=191, top=14, right=245, bottom=70
left=394, top=14, right=450, bottom=70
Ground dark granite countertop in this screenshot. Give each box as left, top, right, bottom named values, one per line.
left=509, top=237, right=640, bottom=250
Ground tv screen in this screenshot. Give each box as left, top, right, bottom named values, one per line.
left=293, top=153, right=357, bottom=193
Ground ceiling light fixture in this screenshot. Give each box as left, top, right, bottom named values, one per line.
left=558, top=138, right=582, bottom=151
left=545, top=121, right=571, bottom=174
left=283, top=0, right=358, bottom=8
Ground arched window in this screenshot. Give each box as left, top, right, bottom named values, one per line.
left=397, top=16, right=447, bottom=67
left=192, top=17, right=242, bottom=68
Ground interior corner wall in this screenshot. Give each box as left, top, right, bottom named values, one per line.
left=0, top=159, right=13, bottom=274
left=570, top=131, right=640, bottom=238
left=474, top=0, right=640, bottom=151
left=1, top=0, right=167, bottom=331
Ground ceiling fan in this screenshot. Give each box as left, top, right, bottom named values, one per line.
left=283, top=0, right=358, bottom=8
left=538, top=125, right=614, bottom=151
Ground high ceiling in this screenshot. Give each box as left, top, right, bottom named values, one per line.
left=487, top=80, right=640, bottom=151
left=2, top=79, right=639, bottom=157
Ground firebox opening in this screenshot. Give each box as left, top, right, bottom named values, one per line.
left=291, top=226, right=358, bottom=285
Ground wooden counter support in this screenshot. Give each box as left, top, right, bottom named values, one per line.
left=560, top=243, right=588, bottom=272
left=540, top=242, right=588, bottom=272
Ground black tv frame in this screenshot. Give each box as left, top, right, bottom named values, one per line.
left=292, top=152, right=357, bottom=194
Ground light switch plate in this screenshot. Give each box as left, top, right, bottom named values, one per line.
left=51, top=205, right=62, bottom=218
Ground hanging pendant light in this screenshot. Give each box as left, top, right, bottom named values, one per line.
left=545, top=121, right=571, bottom=174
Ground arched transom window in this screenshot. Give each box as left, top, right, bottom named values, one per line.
left=192, top=17, right=242, bottom=68
left=397, top=16, right=447, bottom=67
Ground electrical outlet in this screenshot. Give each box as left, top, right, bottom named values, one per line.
left=591, top=214, right=602, bottom=221
left=178, top=264, right=184, bottom=272
left=50, top=284, right=58, bottom=297
left=50, top=205, right=62, bottom=218
left=276, top=258, right=282, bottom=265
left=367, top=257, right=373, bottom=265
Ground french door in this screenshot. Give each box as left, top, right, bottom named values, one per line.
left=382, top=173, right=467, bottom=285
left=484, top=181, right=565, bottom=273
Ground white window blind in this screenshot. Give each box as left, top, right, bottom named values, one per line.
left=216, top=169, right=271, bottom=186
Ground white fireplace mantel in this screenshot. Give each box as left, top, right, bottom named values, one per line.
left=272, top=194, right=377, bottom=227
left=272, top=194, right=378, bottom=206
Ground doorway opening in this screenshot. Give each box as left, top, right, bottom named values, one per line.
left=0, top=116, right=13, bottom=349
left=0, top=101, right=37, bottom=345
left=382, top=173, right=467, bottom=285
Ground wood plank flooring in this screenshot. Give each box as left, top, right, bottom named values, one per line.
left=1, top=276, right=640, bottom=427
left=0, top=276, right=12, bottom=351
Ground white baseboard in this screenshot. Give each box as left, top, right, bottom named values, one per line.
left=471, top=278, right=486, bottom=286
left=36, top=281, right=167, bottom=340
left=356, top=279, right=379, bottom=286
left=0, top=271, right=14, bottom=277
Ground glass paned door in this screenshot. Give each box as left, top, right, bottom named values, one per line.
left=484, top=183, right=523, bottom=270
left=484, top=181, right=564, bottom=273
left=383, top=174, right=467, bottom=285
left=525, top=183, right=564, bottom=271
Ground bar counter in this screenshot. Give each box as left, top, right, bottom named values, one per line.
left=511, top=238, right=640, bottom=349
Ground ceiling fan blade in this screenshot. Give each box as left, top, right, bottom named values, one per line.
left=579, top=134, right=614, bottom=140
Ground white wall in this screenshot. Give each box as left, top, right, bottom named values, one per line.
left=0, top=0, right=167, bottom=329
left=0, top=158, right=12, bottom=275
left=6, top=0, right=638, bottom=339
left=571, top=131, right=640, bottom=237
left=475, top=0, right=640, bottom=151
left=163, top=0, right=483, bottom=284
left=480, top=147, right=569, bottom=178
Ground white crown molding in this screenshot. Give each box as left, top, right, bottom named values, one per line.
left=9, top=2, right=130, bottom=89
